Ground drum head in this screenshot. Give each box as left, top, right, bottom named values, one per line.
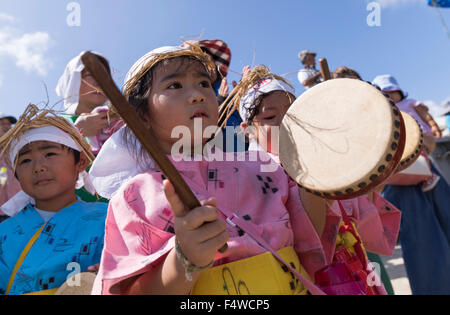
left=397, top=111, right=423, bottom=172
left=279, top=79, right=405, bottom=199
left=55, top=272, right=96, bottom=295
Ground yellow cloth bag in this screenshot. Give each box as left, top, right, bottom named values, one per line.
left=193, top=246, right=310, bottom=295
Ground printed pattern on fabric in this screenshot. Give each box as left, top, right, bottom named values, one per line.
left=0, top=201, right=107, bottom=295
left=92, top=152, right=326, bottom=294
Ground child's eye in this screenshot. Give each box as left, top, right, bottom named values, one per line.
left=264, top=116, right=276, bottom=120
left=45, top=152, right=57, bottom=158
left=168, top=82, right=182, bottom=89
left=200, top=81, right=211, bottom=88
left=19, top=159, right=31, bottom=165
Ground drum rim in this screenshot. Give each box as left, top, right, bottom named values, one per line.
left=279, top=80, right=406, bottom=200
left=396, top=112, right=423, bottom=172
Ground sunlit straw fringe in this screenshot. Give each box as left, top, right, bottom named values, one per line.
left=122, top=43, right=217, bottom=99
left=218, top=66, right=294, bottom=129
left=0, top=104, right=95, bottom=170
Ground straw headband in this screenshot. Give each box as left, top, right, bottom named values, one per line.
left=0, top=105, right=96, bottom=216
left=122, top=44, right=217, bottom=99
left=218, top=66, right=295, bottom=125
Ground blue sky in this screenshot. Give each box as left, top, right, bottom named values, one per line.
left=0, top=0, right=449, bottom=119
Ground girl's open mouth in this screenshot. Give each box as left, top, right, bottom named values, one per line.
left=190, top=110, right=209, bottom=120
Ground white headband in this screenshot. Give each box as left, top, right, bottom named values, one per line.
left=9, top=125, right=81, bottom=166
left=239, top=77, right=295, bottom=123
left=1, top=125, right=96, bottom=216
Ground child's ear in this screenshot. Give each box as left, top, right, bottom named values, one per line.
left=76, top=152, right=90, bottom=173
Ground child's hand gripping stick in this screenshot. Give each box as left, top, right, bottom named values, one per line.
left=80, top=52, right=228, bottom=253
left=164, top=180, right=229, bottom=268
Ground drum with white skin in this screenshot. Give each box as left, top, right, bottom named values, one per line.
left=279, top=78, right=405, bottom=200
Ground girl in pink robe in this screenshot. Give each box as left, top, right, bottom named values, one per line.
left=90, top=46, right=327, bottom=295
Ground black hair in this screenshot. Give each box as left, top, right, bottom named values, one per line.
left=68, top=148, right=81, bottom=164
left=245, top=91, right=296, bottom=125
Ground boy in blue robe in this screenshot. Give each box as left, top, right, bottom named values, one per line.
left=0, top=105, right=107, bottom=295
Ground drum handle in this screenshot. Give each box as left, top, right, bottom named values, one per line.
left=319, top=58, right=332, bottom=81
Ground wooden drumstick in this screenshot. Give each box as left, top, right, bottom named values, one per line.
left=319, top=58, right=332, bottom=81
left=81, top=52, right=228, bottom=253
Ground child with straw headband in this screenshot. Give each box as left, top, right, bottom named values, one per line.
left=89, top=44, right=327, bottom=295
left=0, top=104, right=107, bottom=295
left=223, top=66, right=401, bottom=294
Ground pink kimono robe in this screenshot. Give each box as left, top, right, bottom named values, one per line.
left=320, top=194, right=401, bottom=265
left=0, top=158, right=21, bottom=210
left=92, top=152, right=327, bottom=294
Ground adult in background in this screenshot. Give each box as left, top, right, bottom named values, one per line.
left=56, top=51, right=122, bottom=156
left=429, top=100, right=450, bottom=184
left=372, top=74, right=450, bottom=295
left=56, top=52, right=121, bottom=202
left=298, top=50, right=322, bottom=90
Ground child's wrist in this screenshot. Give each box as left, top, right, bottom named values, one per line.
left=175, top=238, right=214, bottom=282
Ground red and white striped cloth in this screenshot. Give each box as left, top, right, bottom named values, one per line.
left=196, top=39, right=232, bottom=78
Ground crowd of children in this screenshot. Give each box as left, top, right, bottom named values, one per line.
left=0, top=38, right=449, bottom=295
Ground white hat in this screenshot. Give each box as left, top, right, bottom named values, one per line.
left=372, top=74, right=408, bottom=98
left=239, top=77, right=295, bottom=123
left=55, top=51, right=107, bottom=115
left=124, top=46, right=182, bottom=87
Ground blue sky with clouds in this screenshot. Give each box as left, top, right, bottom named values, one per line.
left=0, top=0, right=449, bottom=119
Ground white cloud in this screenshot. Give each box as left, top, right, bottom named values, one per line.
left=0, top=15, right=52, bottom=77
left=423, top=98, right=450, bottom=117
left=0, top=13, right=16, bottom=23
left=374, top=0, right=424, bottom=8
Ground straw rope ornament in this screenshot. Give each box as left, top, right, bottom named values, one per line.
left=122, top=43, right=217, bottom=100
left=0, top=104, right=95, bottom=171
left=217, top=66, right=295, bottom=129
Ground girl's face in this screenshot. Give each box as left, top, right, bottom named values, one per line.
left=146, top=58, right=219, bottom=154
left=15, top=141, right=88, bottom=210
left=78, top=69, right=108, bottom=113
left=243, top=91, right=294, bottom=155
left=386, top=90, right=403, bottom=104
